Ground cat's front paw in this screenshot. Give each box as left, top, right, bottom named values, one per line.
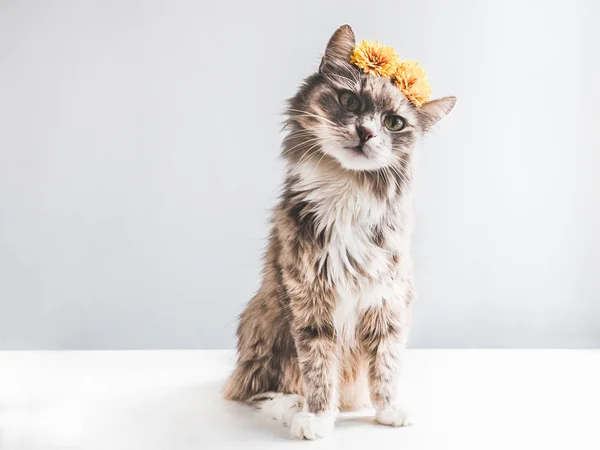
left=375, top=404, right=412, bottom=427
left=290, top=412, right=335, bottom=440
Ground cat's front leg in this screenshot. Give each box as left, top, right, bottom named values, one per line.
left=360, top=300, right=412, bottom=427
left=289, top=310, right=339, bottom=440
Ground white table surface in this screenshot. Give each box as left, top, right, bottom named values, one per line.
left=0, top=350, right=598, bottom=450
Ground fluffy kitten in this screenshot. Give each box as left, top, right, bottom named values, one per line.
left=225, top=25, right=456, bottom=440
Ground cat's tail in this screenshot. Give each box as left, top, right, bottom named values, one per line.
left=248, top=392, right=305, bottom=426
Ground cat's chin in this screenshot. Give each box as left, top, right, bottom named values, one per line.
left=331, top=147, right=391, bottom=172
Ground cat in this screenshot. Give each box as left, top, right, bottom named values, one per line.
left=224, top=24, right=456, bottom=440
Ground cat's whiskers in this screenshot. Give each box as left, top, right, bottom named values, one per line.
left=285, top=136, right=326, bottom=154
left=300, top=150, right=320, bottom=167
left=297, top=139, right=330, bottom=166
left=375, top=169, right=387, bottom=194
left=286, top=119, right=339, bottom=135
left=323, top=72, right=359, bottom=91
left=285, top=131, right=318, bottom=142
left=384, top=166, right=402, bottom=195
left=296, top=141, right=332, bottom=171
left=287, top=121, right=338, bottom=132
left=285, top=127, right=331, bottom=139
left=287, top=109, right=337, bottom=126
left=388, top=164, right=411, bottom=193
left=297, top=147, right=317, bottom=166
left=328, top=65, right=362, bottom=85
left=383, top=168, right=398, bottom=197
left=286, top=123, right=340, bottom=139
left=345, top=66, right=362, bottom=85
left=312, top=151, right=328, bottom=174
left=302, top=136, right=338, bottom=162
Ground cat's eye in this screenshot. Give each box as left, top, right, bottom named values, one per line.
left=338, top=91, right=360, bottom=112
left=384, top=115, right=407, bottom=132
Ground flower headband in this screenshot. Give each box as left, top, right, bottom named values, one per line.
left=350, top=40, right=431, bottom=108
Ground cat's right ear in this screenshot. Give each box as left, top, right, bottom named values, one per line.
left=319, top=25, right=356, bottom=73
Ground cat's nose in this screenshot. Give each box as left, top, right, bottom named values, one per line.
left=356, top=125, right=376, bottom=143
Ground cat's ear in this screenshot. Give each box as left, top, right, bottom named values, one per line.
left=417, top=96, right=457, bottom=131
left=319, top=25, right=356, bottom=73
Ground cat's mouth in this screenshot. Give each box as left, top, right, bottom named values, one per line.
left=322, top=141, right=388, bottom=171
left=344, top=144, right=370, bottom=157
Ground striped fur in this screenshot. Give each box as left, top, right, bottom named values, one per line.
left=224, top=25, right=456, bottom=440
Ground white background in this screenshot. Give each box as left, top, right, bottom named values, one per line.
left=1, top=0, right=598, bottom=349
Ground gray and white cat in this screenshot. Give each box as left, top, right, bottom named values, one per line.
left=225, top=24, right=456, bottom=440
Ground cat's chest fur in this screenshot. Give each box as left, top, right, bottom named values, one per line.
left=291, top=163, right=412, bottom=346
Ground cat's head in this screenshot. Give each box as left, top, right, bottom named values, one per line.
left=284, top=25, right=456, bottom=172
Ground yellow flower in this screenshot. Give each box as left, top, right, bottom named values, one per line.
left=392, top=60, right=431, bottom=108
left=350, top=40, right=400, bottom=78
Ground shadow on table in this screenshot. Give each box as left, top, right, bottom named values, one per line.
left=90, top=378, right=384, bottom=449
left=91, top=379, right=293, bottom=449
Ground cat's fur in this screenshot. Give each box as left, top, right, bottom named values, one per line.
left=224, top=25, right=456, bottom=440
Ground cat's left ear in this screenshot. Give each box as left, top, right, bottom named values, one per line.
left=417, top=96, right=457, bottom=131
left=319, top=24, right=356, bottom=73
